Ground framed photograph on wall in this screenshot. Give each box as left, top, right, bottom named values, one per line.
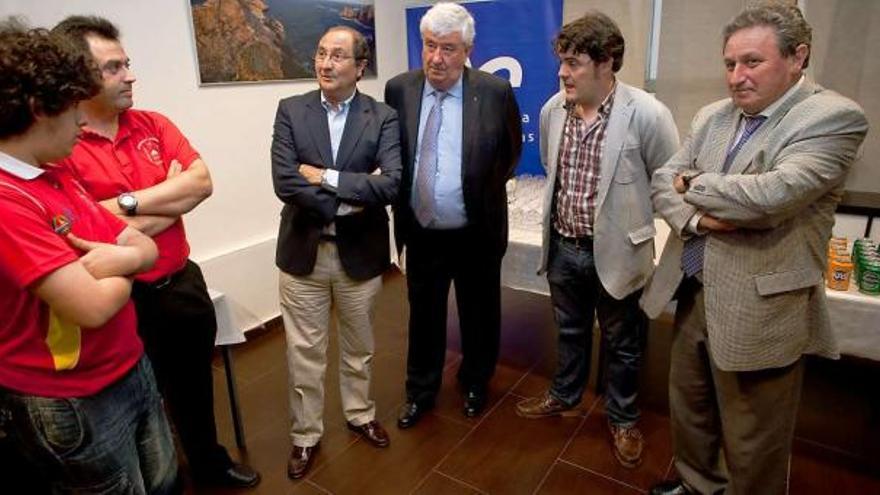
left=189, top=0, right=377, bottom=85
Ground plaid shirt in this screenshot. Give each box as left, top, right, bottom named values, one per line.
left=553, top=85, right=616, bottom=238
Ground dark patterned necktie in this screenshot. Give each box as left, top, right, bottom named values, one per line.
left=414, top=90, right=448, bottom=227
left=681, top=115, right=767, bottom=278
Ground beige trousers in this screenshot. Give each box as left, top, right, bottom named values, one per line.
left=279, top=241, right=381, bottom=447
left=670, top=281, right=804, bottom=495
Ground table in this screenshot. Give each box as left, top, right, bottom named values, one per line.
left=501, top=224, right=880, bottom=361
left=209, top=289, right=261, bottom=449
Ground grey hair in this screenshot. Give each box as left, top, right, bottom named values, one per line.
left=723, top=1, right=812, bottom=69
left=419, top=2, right=475, bottom=46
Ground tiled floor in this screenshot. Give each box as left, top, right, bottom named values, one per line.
left=196, top=270, right=880, bottom=494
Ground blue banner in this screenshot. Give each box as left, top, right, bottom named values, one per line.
left=405, top=0, right=563, bottom=176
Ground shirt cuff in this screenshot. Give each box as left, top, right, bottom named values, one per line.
left=323, top=169, right=339, bottom=190
left=686, top=212, right=707, bottom=235
left=336, top=203, right=365, bottom=216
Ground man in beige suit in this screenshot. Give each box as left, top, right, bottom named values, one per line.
left=515, top=12, right=678, bottom=468
left=642, top=3, right=868, bottom=495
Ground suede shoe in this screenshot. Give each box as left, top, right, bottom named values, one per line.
left=287, top=443, right=319, bottom=480
left=347, top=420, right=390, bottom=448
left=609, top=421, right=644, bottom=468
left=515, top=393, right=579, bottom=419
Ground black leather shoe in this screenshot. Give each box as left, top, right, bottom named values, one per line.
left=649, top=480, right=692, bottom=495
left=463, top=388, right=487, bottom=418
left=397, top=402, right=432, bottom=429
left=288, top=444, right=319, bottom=480
left=198, top=462, right=261, bottom=488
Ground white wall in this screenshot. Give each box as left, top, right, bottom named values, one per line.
left=1, top=0, right=415, bottom=324
left=1, top=0, right=657, bottom=325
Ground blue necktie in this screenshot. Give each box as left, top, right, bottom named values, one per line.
left=414, top=91, right=448, bottom=227
left=681, top=115, right=767, bottom=278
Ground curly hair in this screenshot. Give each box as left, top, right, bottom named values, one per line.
left=0, top=19, right=101, bottom=139
left=555, top=11, right=625, bottom=73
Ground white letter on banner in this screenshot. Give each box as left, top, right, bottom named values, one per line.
left=479, top=56, right=523, bottom=88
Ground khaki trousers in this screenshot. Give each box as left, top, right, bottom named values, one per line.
left=670, top=280, right=804, bottom=495
left=279, top=241, right=381, bottom=447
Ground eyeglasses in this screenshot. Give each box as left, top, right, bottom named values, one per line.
left=314, top=51, right=354, bottom=64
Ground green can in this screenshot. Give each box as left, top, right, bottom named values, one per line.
left=858, top=259, right=880, bottom=295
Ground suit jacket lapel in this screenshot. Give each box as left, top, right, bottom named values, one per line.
left=305, top=93, right=333, bottom=167
left=546, top=103, right=566, bottom=182
left=596, top=84, right=634, bottom=213
left=704, top=109, right=737, bottom=174
left=335, top=94, right=370, bottom=171
left=727, top=79, right=817, bottom=175
left=462, top=68, right=477, bottom=182
left=404, top=74, right=425, bottom=170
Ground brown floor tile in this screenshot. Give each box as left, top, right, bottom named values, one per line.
left=789, top=439, right=880, bottom=494
left=535, top=461, right=642, bottom=495
left=432, top=362, right=527, bottom=426
left=561, top=407, right=672, bottom=491
left=215, top=323, right=288, bottom=387
left=309, top=413, right=471, bottom=494
left=413, top=472, right=485, bottom=494
left=289, top=480, right=333, bottom=495
left=437, top=395, right=583, bottom=495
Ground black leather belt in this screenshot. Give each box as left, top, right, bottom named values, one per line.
left=556, top=233, right=593, bottom=249
left=136, top=266, right=185, bottom=290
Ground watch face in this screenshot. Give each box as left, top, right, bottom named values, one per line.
left=119, top=193, right=137, bottom=213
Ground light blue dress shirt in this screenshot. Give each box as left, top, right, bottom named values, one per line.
left=412, top=77, right=466, bottom=229
left=319, top=91, right=362, bottom=221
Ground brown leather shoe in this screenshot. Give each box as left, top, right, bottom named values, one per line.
left=515, top=393, right=579, bottom=419
left=347, top=420, right=390, bottom=448
left=287, top=443, right=319, bottom=479
left=609, top=421, right=644, bottom=468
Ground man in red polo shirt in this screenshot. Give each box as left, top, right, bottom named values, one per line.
left=53, top=16, right=260, bottom=489
left=0, top=21, right=176, bottom=493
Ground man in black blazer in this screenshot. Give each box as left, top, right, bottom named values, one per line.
left=271, top=26, right=401, bottom=479
left=384, top=2, right=522, bottom=427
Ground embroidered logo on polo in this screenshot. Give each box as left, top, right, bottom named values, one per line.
left=136, top=136, right=163, bottom=165
left=51, top=213, right=73, bottom=235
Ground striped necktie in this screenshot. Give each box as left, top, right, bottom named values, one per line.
left=414, top=90, right=448, bottom=227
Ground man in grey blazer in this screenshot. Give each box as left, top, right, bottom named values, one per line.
left=515, top=12, right=678, bottom=469
left=642, top=4, right=868, bottom=494
left=271, top=26, right=401, bottom=479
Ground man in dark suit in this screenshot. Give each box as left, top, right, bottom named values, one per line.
left=271, top=26, right=401, bottom=479
left=384, top=2, right=522, bottom=427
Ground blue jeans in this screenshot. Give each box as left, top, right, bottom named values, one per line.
left=546, top=234, right=645, bottom=426
left=1, top=357, right=178, bottom=494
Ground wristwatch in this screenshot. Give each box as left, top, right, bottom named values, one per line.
left=117, top=192, right=138, bottom=216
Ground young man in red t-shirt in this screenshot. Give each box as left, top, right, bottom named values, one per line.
left=52, top=16, right=260, bottom=489
left=0, top=22, right=177, bottom=493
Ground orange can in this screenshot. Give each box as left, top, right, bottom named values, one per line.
left=827, top=256, right=853, bottom=291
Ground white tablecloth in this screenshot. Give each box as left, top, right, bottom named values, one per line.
left=209, top=288, right=249, bottom=346
left=501, top=225, right=880, bottom=361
